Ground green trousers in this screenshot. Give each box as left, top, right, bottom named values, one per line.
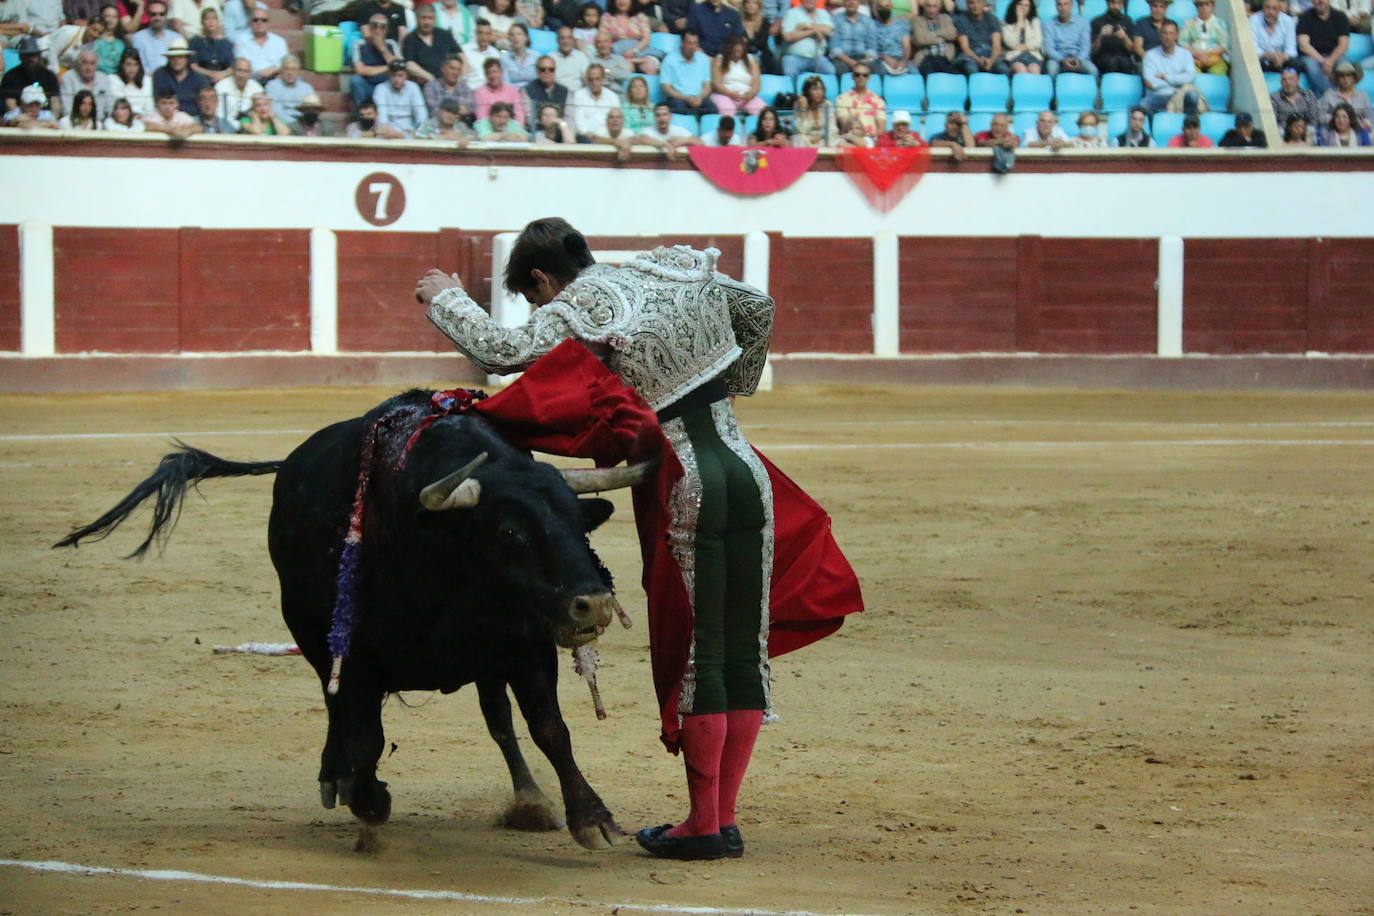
left=663, top=399, right=773, bottom=715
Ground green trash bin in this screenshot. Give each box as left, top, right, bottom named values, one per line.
left=303, top=25, right=344, bottom=73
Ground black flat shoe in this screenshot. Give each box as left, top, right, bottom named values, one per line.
left=635, top=824, right=726, bottom=861
left=720, top=824, right=744, bottom=858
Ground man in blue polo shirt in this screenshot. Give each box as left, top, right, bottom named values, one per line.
left=686, top=0, right=744, bottom=57
left=661, top=29, right=716, bottom=115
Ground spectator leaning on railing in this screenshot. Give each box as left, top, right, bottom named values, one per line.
left=194, top=81, right=238, bottom=131
left=1113, top=104, right=1155, bottom=145
left=238, top=89, right=291, bottom=134
left=474, top=99, right=530, bottom=139
left=291, top=92, right=331, bottom=134
left=416, top=95, right=476, bottom=140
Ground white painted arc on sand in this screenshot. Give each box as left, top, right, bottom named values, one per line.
left=0, top=858, right=897, bottom=916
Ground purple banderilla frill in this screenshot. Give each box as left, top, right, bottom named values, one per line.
left=325, top=389, right=487, bottom=695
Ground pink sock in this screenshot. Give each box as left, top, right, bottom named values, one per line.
left=717, top=709, right=763, bottom=828
left=665, top=712, right=727, bottom=837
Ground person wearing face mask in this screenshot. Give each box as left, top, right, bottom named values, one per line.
left=1070, top=110, right=1106, bottom=146
left=291, top=91, right=333, bottom=135
left=873, top=0, right=912, bottom=75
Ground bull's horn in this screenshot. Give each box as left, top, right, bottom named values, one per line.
left=419, top=452, right=489, bottom=511
left=560, top=459, right=658, bottom=494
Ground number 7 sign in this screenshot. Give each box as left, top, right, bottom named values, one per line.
left=354, top=172, right=407, bottom=227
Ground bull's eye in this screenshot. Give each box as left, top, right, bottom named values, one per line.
left=498, top=525, right=529, bottom=548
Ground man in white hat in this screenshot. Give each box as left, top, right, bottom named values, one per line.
left=5, top=83, right=59, bottom=128
left=290, top=91, right=333, bottom=136
left=59, top=48, right=113, bottom=120
left=152, top=36, right=210, bottom=113
left=877, top=108, right=924, bottom=147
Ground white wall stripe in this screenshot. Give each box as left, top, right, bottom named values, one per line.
left=0, top=858, right=896, bottom=916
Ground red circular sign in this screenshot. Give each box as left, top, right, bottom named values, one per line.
left=355, top=172, right=406, bottom=226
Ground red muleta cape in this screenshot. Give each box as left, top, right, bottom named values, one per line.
left=472, top=340, right=865, bottom=752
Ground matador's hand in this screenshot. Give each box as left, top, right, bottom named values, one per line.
left=415, top=268, right=464, bottom=305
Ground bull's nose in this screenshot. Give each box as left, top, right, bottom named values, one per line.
left=568, top=593, right=615, bottom=629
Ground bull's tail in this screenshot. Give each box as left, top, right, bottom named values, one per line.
left=53, top=442, right=283, bottom=558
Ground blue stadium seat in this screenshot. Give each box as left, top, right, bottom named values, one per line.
left=1100, top=73, right=1142, bottom=110
left=840, top=71, right=882, bottom=96
left=741, top=113, right=760, bottom=137
left=699, top=113, right=720, bottom=135
left=994, top=0, right=1011, bottom=14
left=1346, top=33, right=1373, bottom=63
left=671, top=113, right=699, bottom=133
left=883, top=73, right=924, bottom=112
left=1081, top=0, right=1107, bottom=17
left=1012, top=110, right=1038, bottom=135
left=639, top=73, right=662, bottom=103
left=1263, top=70, right=1282, bottom=94
left=1194, top=72, right=1230, bottom=110
left=1106, top=109, right=1128, bottom=139
left=650, top=32, right=681, bottom=55
left=920, top=110, right=948, bottom=139
left=1152, top=111, right=1183, bottom=140
left=969, top=72, right=1010, bottom=111
left=1011, top=73, right=1053, bottom=112
left=1168, top=0, right=1197, bottom=19
left=1360, top=72, right=1374, bottom=96
left=968, top=111, right=994, bottom=133
left=1056, top=110, right=1083, bottom=134
left=339, top=20, right=360, bottom=65
left=1038, top=1, right=1056, bottom=22
left=1199, top=111, right=1233, bottom=143
left=2, top=48, right=17, bottom=74
left=1054, top=72, right=1096, bottom=111
left=760, top=73, right=795, bottom=105
left=528, top=28, right=557, bottom=53
left=815, top=73, right=840, bottom=98
left=925, top=72, right=968, bottom=111
left=1126, top=0, right=1149, bottom=17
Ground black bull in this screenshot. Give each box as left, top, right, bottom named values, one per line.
left=55, top=390, right=655, bottom=850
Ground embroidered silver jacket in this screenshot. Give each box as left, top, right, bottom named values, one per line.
left=426, top=245, right=774, bottom=411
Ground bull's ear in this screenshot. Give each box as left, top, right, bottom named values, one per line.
left=580, top=497, right=614, bottom=532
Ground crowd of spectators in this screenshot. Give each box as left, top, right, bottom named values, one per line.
left=4, top=0, right=1371, bottom=148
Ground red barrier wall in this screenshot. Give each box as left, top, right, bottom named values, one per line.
left=1308, top=239, right=1374, bottom=353
left=337, top=229, right=472, bottom=352
left=1184, top=239, right=1310, bottom=354
left=55, top=228, right=182, bottom=352
left=0, top=225, right=19, bottom=352
left=53, top=228, right=309, bottom=353
left=900, top=237, right=1017, bottom=352
left=769, top=234, right=873, bottom=353
left=898, top=237, right=1156, bottom=353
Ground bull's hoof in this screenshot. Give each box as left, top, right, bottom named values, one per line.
left=354, top=823, right=382, bottom=854
left=345, top=779, right=392, bottom=826
left=571, top=818, right=623, bottom=850
left=502, top=790, right=564, bottom=832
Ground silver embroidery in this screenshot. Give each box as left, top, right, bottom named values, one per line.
left=710, top=400, right=777, bottom=723
left=663, top=416, right=702, bottom=718
left=426, top=247, right=774, bottom=411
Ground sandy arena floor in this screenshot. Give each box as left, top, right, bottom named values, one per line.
left=0, top=383, right=1371, bottom=915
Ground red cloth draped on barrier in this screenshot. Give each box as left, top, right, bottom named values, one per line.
left=688, top=145, right=818, bottom=195
left=838, top=145, right=931, bottom=212
left=472, top=340, right=864, bottom=752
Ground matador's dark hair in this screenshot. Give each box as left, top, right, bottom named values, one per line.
left=503, top=217, right=596, bottom=297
